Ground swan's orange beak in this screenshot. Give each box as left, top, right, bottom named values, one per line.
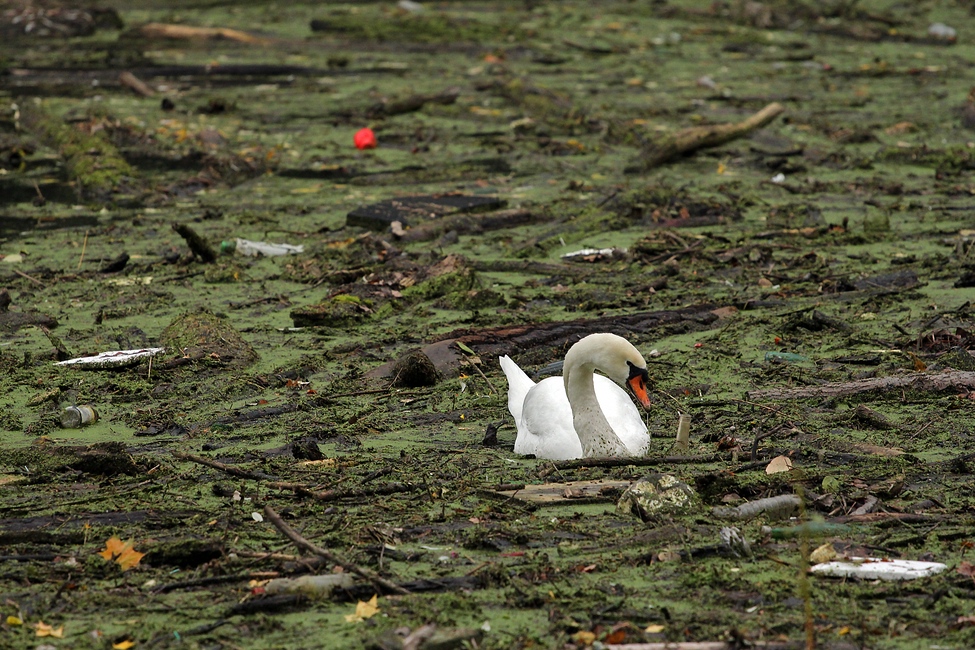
left=627, top=365, right=652, bottom=409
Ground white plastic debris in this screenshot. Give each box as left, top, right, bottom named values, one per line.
left=811, top=557, right=947, bottom=581
left=226, top=238, right=304, bottom=257
left=561, top=247, right=625, bottom=262
left=264, top=573, right=354, bottom=599
left=928, top=23, right=957, bottom=41
left=397, top=0, right=424, bottom=11
left=55, top=347, right=165, bottom=368
left=771, top=173, right=786, bottom=183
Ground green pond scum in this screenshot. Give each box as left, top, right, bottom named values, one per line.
left=2, top=0, right=975, bottom=648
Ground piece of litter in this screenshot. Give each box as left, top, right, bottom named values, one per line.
left=561, top=247, right=625, bottom=262
left=811, top=557, right=946, bottom=581
left=55, top=348, right=165, bottom=368
left=771, top=173, right=786, bottom=183
left=928, top=23, right=957, bottom=41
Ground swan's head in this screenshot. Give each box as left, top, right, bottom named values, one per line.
left=567, top=333, right=653, bottom=408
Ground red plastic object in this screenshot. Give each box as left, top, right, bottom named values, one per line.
left=354, top=127, right=377, bottom=150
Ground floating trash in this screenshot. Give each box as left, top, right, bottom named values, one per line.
left=811, top=557, right=947, bottom=581
left=55, top=348, right=165, bottom=369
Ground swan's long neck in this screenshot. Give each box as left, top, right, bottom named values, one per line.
left=563, top=339, right=629, bottom=457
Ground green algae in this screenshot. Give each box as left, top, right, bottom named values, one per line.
left=1, top=0, right=975, bottom=648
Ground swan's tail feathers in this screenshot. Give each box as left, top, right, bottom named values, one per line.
left=499, top=355, right=535, bottom=424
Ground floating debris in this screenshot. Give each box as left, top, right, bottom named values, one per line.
left=811, top=557, right=947, bottom=581
left=55, top=347, right=165, bottom=369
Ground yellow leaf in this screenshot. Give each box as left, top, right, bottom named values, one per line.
left=644, top=624, right=665, bottom=633
left=717, top=162, right=727, bottom=175
left=98, top=536, right=145, bottom=571
left=113, top=640, right=136, bottom=649
left=573, top=631, right=596, bottom=645
left=6, top=615, right=22, bottom=626
left=345, top=594, right=380, bottom=623
left=35, top=621, right=64, bottom=638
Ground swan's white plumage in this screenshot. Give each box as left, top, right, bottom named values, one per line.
left=499, top=334, right=651, bottom=460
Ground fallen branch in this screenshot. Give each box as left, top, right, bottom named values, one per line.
left=173, top=451, right=279, bottom=481
left=828, top=512, right=944, bottom=525
left=606, top=642, right=799, bottom=650
left=395, top=208, right=538, bottom=243
left=640, top=102, right=785, bottom=169
left=746, top=370, right=975, bottom=401
left=537, top=453, right=731, bottom=478
left=267, top=481, right=420, bottom=502
left=263, top=505, right=410, bottom=595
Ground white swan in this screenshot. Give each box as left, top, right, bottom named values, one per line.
left=499, top=333, right=652, bottom=460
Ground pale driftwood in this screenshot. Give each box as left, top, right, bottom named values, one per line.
left=139, top=22, right=270, bottom=45
left=263, top=505, right=410, bottom=596
left=641, top=102, right=785, bottom=169
left=746, top=370, right=975, bottom=401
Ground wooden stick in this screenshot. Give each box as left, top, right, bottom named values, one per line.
left=263, top=505, right=410, bottom=595
left=603, top=641, right=801, bottom=650
left=173, top=451, right=279, bottom=481
left=267, top=481, right=420, bottom=502
left=746, top=370, right=975, bottom=401
left=12, top=268, right=45, bottom=287
left=640, top=102, right=785, bottom=169
left=139, top=22, right=271, bottom=45
left=119, top=71, right=155, bottom=97
left=77, top=229, right=88, bottom=270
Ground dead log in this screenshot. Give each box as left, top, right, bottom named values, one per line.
left=746, top=370, right=975, bottom=401
left=640, top=102, right=785, bottom=169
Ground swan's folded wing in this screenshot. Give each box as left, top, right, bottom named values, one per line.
left=499, top=355, right=536, bottom=423
left=519, top=378, right=583, bottom=459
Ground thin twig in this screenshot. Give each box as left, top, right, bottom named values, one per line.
left=12, top=268, right=45, bottom=286
left=263, top=505, right=410, bottom=595
left=78, top=229, right=89, bottom=270
left=267, top=481, right=420, bottom=502
left=173, top=451, right=279, bottom=481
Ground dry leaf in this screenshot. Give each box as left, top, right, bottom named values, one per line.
left=98, top=536, right=145, bottom=571
left=573, top=631, right=596, bottom=645
left=765, top=455, right=793, bottom=474
left=645, top=624, right=665, bottom=633
left=957, top=561, right=975, bottom=580
left=345, top=594, right=380, bottom=623
left=809, top=542, right=837, bottom=565
left=34, top=621, right=64, bottom=638
left=6, top=615, right=22, bottom=626
left=113, top=640, right=136, bottom=650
